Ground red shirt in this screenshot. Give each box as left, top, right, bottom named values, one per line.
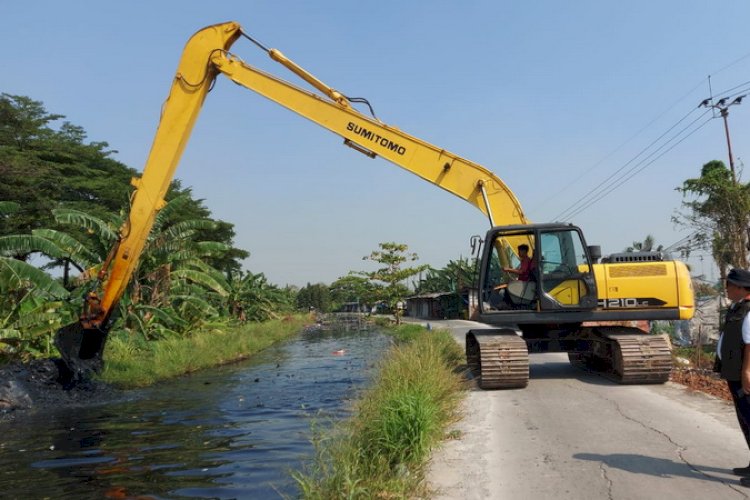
left=518, top=256, right=534, bottom=281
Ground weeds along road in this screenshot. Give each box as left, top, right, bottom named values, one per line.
left=420, top=319, right=750, bottom=500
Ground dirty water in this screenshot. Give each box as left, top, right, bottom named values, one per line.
left=0, top=327, right=391, bottom=499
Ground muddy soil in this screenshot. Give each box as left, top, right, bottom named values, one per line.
left=0, top=359, right=119, bottom=422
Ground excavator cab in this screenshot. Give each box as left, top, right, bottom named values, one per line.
left=479, top=224, right=599, bottom=316
left=469, top=223, right=676, bottom=389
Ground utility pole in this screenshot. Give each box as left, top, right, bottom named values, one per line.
left=699, top=92, right=748, bottom=268
left=700, top=94, right=745, bottom=184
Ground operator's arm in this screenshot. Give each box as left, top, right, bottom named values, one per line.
left=743, top=345, right=750, bottom=394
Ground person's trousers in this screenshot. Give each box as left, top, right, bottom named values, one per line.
left=728, top=380, right=750, bottom=451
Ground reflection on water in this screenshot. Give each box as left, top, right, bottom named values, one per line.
left=0, top=328, right=391, bottom=499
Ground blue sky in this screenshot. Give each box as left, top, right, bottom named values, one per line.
left=3, top=1, right=749, bottom=286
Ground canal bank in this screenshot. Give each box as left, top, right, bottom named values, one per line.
left=0, top=327, right=392, bottom=498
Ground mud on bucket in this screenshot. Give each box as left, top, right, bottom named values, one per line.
left=55, top=322, right=108, bottom=383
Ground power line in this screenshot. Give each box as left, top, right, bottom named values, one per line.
left=561, top=116, right=713, bottom=221
left=548, top=74, right=749, bottom=221
left=711, top=80, right=750, bottom=100
left=661, top=232, right=716, bottom=258
left=537, top=80, right=708, bottom=212
left=553, top=107, right=704, bottom=220
left=709, top=51, right=750, bottom=78
left=554, top=109, right=713, bottom=221
left=662, top=232, right=698, bottom=253
left=561, top=118, right=713, bottom=221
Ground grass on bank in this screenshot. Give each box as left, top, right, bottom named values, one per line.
left=672, top=345, right=717, bottom=370
left=98, top=315, right=309, bottom=388
left=294, top=324, right=466, bottom=499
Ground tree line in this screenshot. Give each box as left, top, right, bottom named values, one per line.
left=2, top=92, right=745, bottom=361
left=0, top=94, right=451, bottom=362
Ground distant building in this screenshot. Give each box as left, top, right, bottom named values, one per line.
left=406, top=288, right=478, bottom=319
left=338, top=302, right=368, bottom=313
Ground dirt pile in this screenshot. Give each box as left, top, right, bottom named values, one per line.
left=0, top=359, right=115, bottom=421
left=670, top=368, right=730, bottom=401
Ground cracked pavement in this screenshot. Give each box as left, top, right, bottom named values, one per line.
left=421, top=320, right=750, bottom=499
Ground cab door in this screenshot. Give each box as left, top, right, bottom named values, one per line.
left=537, top=228, right=598, bottom=310
left=478, top=225, right=598, bottom=315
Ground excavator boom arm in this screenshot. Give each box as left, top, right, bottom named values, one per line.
left=95, top=21, right=527, bottom=324
left=95, top=23, right=241, bottom=317
left=212, top=50, right=526, bottom=226
left=55, top=21, right=693, bottom=386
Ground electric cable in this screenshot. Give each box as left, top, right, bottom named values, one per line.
left=548, top=68, right=749, bottom=221
left=538, top=80, right=709, bottom=212
left=562, top=116, right=713, bottom=220
left=554, top=108, right=712, bottom=221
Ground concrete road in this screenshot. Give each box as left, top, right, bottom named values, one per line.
left=421, top=319, right=750, bottom=499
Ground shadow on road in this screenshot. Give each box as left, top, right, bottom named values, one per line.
left=574, top=452, right=741, bottom=486
left=529, top=357, right=619, bottom=387
left=464, top=357, right=635, bottom=391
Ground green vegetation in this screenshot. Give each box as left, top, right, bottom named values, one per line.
left=99, top=315, right=309, bottom=388
left=0, top=94, right=294, bottom=365
left=2, top=93, right=478, bottom=367
left=358, top=242, right=428, bottom=323
left=2, top=94, right=467, bottom=366
left=415, top=257, right=478, bottom=294
left=297, top=282, right=333, bottom=312
left=329, top=274, right=379, bottom=312
left=294, top=324, right=465, bottom=498
left=673, top=345, right=716, bottom=370
left=676, top=159, right=750, bottom=276
left=693, top=279, right=720, bottom=298
left=625, top=234, right=664, bottom=253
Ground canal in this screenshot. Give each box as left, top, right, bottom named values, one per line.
left=0, top=327, right=392, bottom=499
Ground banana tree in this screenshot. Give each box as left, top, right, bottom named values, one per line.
left=0, top=256, right=73, bottom=360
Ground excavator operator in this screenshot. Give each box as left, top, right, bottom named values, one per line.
left=491, top=244, right=537, bottom=309
left=504, top=244, right=535, bottom=282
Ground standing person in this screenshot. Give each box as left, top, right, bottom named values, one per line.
left=716, top=268, right=750, bottom=486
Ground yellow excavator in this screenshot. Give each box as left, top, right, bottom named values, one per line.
left=56, top=22, right=694, bottom=388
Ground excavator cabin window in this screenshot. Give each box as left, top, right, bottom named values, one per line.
left=482, top=233, right=538, bottom=311
left=481, top=226, right=597, bottom=313
left=537, top=230, right=591, bottom=307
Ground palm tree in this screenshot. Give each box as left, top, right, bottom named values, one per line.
left=626, top=235, right=663, bottom=253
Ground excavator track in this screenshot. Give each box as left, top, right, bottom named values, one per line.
left=466, top=329, right=529, bottom=389
left=568, top=326, right=672, bottom=384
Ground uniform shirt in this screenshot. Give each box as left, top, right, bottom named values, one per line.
left=717, top=307, right=750, bottom=360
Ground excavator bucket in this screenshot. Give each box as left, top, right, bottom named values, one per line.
left=54, top=322, right=108, bottom=384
